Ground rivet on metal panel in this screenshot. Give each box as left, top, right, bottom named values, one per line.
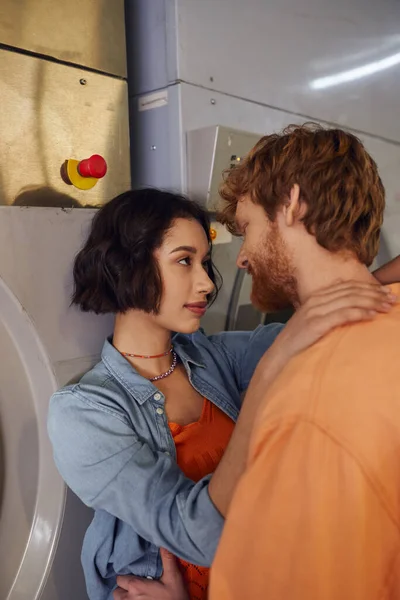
left=150, top=145, right=157, bottom=151
left=79, top=78, right=87, bottom=85
left=210, top=98, right=216, bottom=105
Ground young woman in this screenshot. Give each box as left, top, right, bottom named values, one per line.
left=48, top=188, right=396, bottom=600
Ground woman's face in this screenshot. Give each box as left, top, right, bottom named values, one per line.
left=153, top=218, right=215, bottom=334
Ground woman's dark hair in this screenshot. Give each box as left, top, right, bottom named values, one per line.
left=72, top=188, right=222, bottom=314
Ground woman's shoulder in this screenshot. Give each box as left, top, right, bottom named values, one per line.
left=49, top=359, right=134, bottom=425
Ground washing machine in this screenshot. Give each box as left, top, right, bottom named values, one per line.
left=0, top=2, right=130, bottom=598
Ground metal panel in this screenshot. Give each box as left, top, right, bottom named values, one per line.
left=130, top=84, right=184, bottom=191
left=125, top=0, right=178, bottom=95
left=0, top=49, right=130, bottom=207
left=187, top=125, right=260, bottom=210
left=0, top=0, right=126, bottom=76
left=177, top=0, right=400, bottom=143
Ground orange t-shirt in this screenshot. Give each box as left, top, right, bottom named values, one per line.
left=211, top=284, right=400, bottom=600
left=169, top=398, right=234, bottom=600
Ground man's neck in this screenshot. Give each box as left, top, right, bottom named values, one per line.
left=295, top=248, right=376, bottom=306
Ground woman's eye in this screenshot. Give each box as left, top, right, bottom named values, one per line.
left=178, top=257, right=191, bottom=266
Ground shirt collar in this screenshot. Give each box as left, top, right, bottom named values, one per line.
left=100, top=335, right=205, bottom=405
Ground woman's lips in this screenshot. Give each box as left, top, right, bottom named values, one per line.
left=184, top=302, right=207, bottom=316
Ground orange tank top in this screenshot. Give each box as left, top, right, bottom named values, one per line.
left=168, top=398, right=235, bottom=600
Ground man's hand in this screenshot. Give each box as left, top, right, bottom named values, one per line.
left=113, top=548, right=189, bottom=600
left=273, top=280, right=396, bottom=360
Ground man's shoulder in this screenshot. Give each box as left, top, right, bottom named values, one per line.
left=298, top=307, right=400, bottom=371
left=332, top=307, right=400, bottom=364
left=251, top=309, right=400, bottom=514
left=257, top=309, right=400, bottom=418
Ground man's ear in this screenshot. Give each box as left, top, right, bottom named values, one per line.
left=283, top=184, right=306, bottom=226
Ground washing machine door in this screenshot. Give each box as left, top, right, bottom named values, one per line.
left=0, top=276, right=65, bottom=600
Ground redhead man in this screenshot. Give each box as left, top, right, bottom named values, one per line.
left=209, top=124, right=400, bottom=600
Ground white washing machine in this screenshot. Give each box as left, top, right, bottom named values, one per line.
left=0, top=207, right=115, bottom=599
left=0, top=2, right=130, bottom=597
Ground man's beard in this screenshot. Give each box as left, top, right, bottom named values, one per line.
left=249, top=226, right=299, bottom=313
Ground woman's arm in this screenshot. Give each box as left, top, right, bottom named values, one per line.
left=48, top=389, right=224, bottom=567
left=373, top=255, right=400, bottom=285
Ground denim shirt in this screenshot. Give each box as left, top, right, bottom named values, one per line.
left=47, top=324, right=283, bottom=599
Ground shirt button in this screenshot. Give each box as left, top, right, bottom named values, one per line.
left=153, top=393, right=162, bottom=401
left=146, top=576, right=154, bottom=580
left=156, top=407, right=164, bottom=415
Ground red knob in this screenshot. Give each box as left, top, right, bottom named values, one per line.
left=78, top=154, right=107, bottom=179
